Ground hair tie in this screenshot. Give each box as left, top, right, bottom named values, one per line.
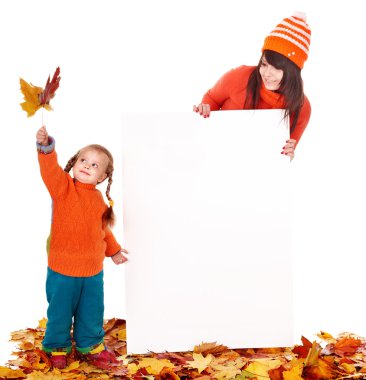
left=109, top=199, right=114, bottom=207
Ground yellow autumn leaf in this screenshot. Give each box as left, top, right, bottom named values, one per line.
left=26, top=369, right=63, bottom=379
left=304, top=341, right=320, bottom=367
left=213, top=366, right=241, bottom=380
left=137, top=357, right=175, bottom=375
left=186, top=353, right=214, bottom=374
left=210, top=357, right=246, bottom=380
left=110, top=327, right=126, bottom=340
left=38, top=318, right=47, bottom=329
left=127, top=362, right=139, bottom=374
left=245, top=358, right=283, bottom=379
left=0, top=366, right=27, bottom=378
left=283, top=364, right=303, bottom=380
left=340, top=362, right=356, bottom=374
left=61, top=361, right=80, bottom=372
left=19, top=78, right=43, bottom=117
left=317, top=331, right=336, bottom=343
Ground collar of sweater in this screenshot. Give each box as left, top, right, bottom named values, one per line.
left=259, top=84, right=286, bottom=108
left=74, top=180, right=96, bottom=190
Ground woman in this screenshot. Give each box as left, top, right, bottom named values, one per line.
left=194, top=12, right=311, bottom=160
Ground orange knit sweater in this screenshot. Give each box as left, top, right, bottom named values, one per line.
left=202, top=65, right=311, bottom=144
left=38, top=150, right=121, bottom=277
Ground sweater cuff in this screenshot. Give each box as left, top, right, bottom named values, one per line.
left=36, top=136, right=55, bottom=154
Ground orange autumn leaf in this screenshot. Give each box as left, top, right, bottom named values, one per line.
left=194, top=342, right=229, bottom=356
left=155, top=367, right=181, bottom=380
left=268, top=365, right=286, bottom=380
left=334, top=336, right=362, bottom=357
left=302, top=358, right=337, bottom=379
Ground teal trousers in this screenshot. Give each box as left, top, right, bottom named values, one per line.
left=42, top=267, right=104, bottom=353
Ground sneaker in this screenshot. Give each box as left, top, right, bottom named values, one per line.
left=50, top=354, right=67, bottom=369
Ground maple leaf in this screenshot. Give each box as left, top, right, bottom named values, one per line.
left=19, top=78, right=43, bottom=117
left=155, top=367, right=180, bottom=380
left=302, top=358, right=337, bottom=379
left=38, top=318, right=47, bottom=329
left=235, top=370, right=256, bottom=379
left=334, top=336, right=362, bottom=357
left=20, top=67, right=61, bottom=117
left=137, top=357, right=175, bottom=375
left=155, top=352, right=188, bottom=366
left=194, top=342, right=229, bottom=356
left=282, top=364, right=303, bottom=380
left=185, top=353, right=214, bottom=374
left=244, top=358, right=283, bottom=379
left=0, top=366, right=27, bottom=379
left=268, top=365, right=286, bottom=380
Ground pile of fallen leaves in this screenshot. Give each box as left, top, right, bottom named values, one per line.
left=1, top=319, right=366, bottom=379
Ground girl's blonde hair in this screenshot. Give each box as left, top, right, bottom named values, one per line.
left=64, top=144, right=116, bottom=228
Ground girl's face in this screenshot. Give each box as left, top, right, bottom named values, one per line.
left=259, top=56, right=284, bottom=91
left=72, top=148, right=109, bottom=185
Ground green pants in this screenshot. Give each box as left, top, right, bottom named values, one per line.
left=42, top=267, right=104, bottom=353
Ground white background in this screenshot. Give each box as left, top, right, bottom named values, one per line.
left=1, top=0, right=366, bottom=365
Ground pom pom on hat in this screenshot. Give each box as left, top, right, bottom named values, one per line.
left=262, top=12, right=311, bottom=69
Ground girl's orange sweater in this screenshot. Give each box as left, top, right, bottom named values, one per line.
left=38, top=150, right=121, bottom=277
left=202, top=65, right=311, bottom=144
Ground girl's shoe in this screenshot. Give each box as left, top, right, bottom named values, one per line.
left=85, top=349, right=120, bottom=369
left=49, top=354, right=67, bottom=369
left=86, top=349, right=119, bottom=364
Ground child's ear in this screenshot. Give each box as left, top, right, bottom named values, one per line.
left=98, top=173, right=108, bottom=183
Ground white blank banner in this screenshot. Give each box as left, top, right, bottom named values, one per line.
left=122, top=110, right=292, bottom=354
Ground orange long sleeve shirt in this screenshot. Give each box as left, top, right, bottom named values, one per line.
left=38, top=150, right=121, bottom=277
left=202, top=65, right=311, bottom=144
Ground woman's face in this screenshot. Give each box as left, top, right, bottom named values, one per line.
left=259, top=56, right=284, bottom=91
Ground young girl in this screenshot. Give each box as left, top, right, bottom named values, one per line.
left=36, top=126, right=128, bottom=369
left=193, top=12, right=311, bottom=160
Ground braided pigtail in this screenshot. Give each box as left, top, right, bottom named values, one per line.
left=64, top=152, right=79, bottom=173
left=102, top=170, right=116, bottom=228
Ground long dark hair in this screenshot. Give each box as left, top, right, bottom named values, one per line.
left=244, top=50, right=304, bottom=132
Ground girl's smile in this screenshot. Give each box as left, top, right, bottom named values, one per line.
left=259, top=57, right=284, bottom=91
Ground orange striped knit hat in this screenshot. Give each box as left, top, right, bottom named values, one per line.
left=262, top=12, right=311, bottom=69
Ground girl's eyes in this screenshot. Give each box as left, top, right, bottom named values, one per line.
left=80, top=158, right=98, bottom=168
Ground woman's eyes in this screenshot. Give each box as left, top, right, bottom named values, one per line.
left=92, top=163, right=98, bottom=168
